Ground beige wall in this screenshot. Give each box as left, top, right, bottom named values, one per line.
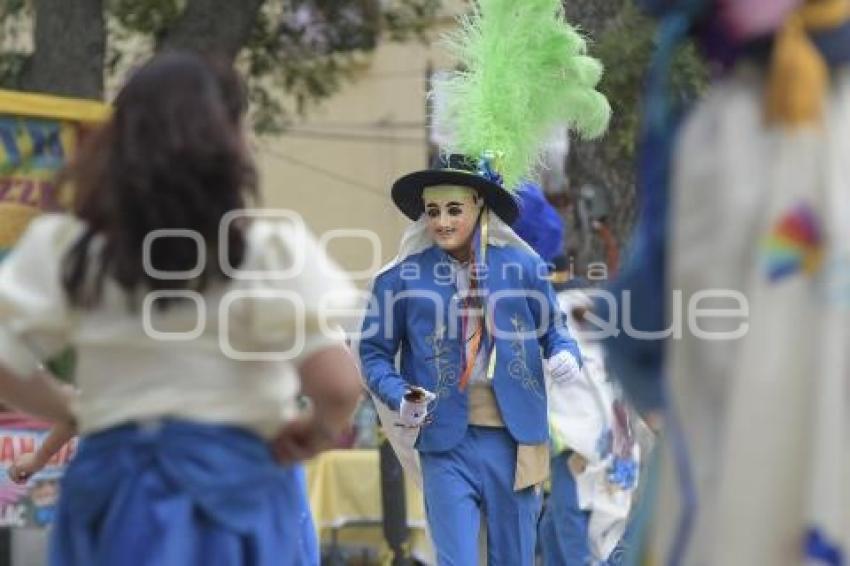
left=256, top=1, right=466, bottom=284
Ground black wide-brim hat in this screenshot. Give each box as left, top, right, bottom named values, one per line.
left=391, top=154, right=519, bottom=224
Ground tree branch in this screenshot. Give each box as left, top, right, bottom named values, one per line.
left=19, top=0, right=105, bottom=99
left=159, top=0, right=265, bottom=61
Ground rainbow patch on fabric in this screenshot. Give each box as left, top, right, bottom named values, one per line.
left=764, top=203, right=823, bottom=282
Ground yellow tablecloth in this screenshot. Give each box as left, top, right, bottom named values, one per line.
left=305, top=449, right=433, bottom=564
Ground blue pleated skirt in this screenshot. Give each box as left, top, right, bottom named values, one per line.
left=50, top=420, right=316, bottom=566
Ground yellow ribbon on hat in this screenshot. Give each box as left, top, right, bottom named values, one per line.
left=549, top=270, right=571, bottom=284
left=765, top=0, right=850, bottom=126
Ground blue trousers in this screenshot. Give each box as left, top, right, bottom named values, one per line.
left=420, top=426, right=542, bottom=566
left=539, top=453, right=626, bottom=566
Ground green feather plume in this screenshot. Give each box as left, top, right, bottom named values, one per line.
left=437, top=0, right=611, bottom=191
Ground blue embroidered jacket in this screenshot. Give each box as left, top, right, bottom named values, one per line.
left=360, top=244, right=581, bottom=453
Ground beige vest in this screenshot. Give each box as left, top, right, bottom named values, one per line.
left=467, top=384, right=549, bottom=490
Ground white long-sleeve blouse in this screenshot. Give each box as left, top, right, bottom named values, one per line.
left=0, top=213, right=356, bottom=438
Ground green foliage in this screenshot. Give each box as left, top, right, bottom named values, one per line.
left=0, top=52, right=25, bottom=89
left=594, top=0, right=708, bottom=164
left=108, top=0, right=184, bottom=40
left=244, top=0, right=440, bottom=132
left=383, top=0, right=443, bottom=41
left=242, top=2, right=370, bottom=132
left=0, top=0, right=25, bottom=20
left=0, top=0, right=27, bottom=89
left=0, top=0, right=442, bottom=131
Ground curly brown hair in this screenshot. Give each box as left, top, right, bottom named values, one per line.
left=62, top=51, right=257, bottom=308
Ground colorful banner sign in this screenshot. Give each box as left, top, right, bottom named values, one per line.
left=0, top=415, right=77, bottom=528
left=0, top=89, right=106, bottom=527
left=0, top=88, right=108, bottom=257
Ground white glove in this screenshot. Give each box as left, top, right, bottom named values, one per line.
left=548, top=351, right=583, bottom=385
left=399, top=386, right=436, bottom=427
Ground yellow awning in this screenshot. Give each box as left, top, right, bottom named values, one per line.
left=0, top=88, right=109, bottom=123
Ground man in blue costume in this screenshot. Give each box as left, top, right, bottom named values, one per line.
left=359, top=154, right=584, bottom=565
left=360, top=0, right=610, bottom=561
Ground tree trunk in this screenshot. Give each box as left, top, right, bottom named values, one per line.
left=159, top=0, right=266, bottom=61
left=19, top=0, right=105, bottom=99
left=562, top=0, right=637, bottom=271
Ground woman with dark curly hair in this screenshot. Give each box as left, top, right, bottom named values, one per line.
left=0, top=51, right=361, bottom=565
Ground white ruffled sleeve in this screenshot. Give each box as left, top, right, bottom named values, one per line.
left=228, top=219, right=358, bottom=365
left=0, top=214, right=82, bottom=377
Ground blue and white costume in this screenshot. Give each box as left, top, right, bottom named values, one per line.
left=360, top=213, right=581, bottom=565
left=540, top=289, right=643, bottom=565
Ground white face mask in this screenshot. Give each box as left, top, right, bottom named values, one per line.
left=422, top=185, right=483, bottom=259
